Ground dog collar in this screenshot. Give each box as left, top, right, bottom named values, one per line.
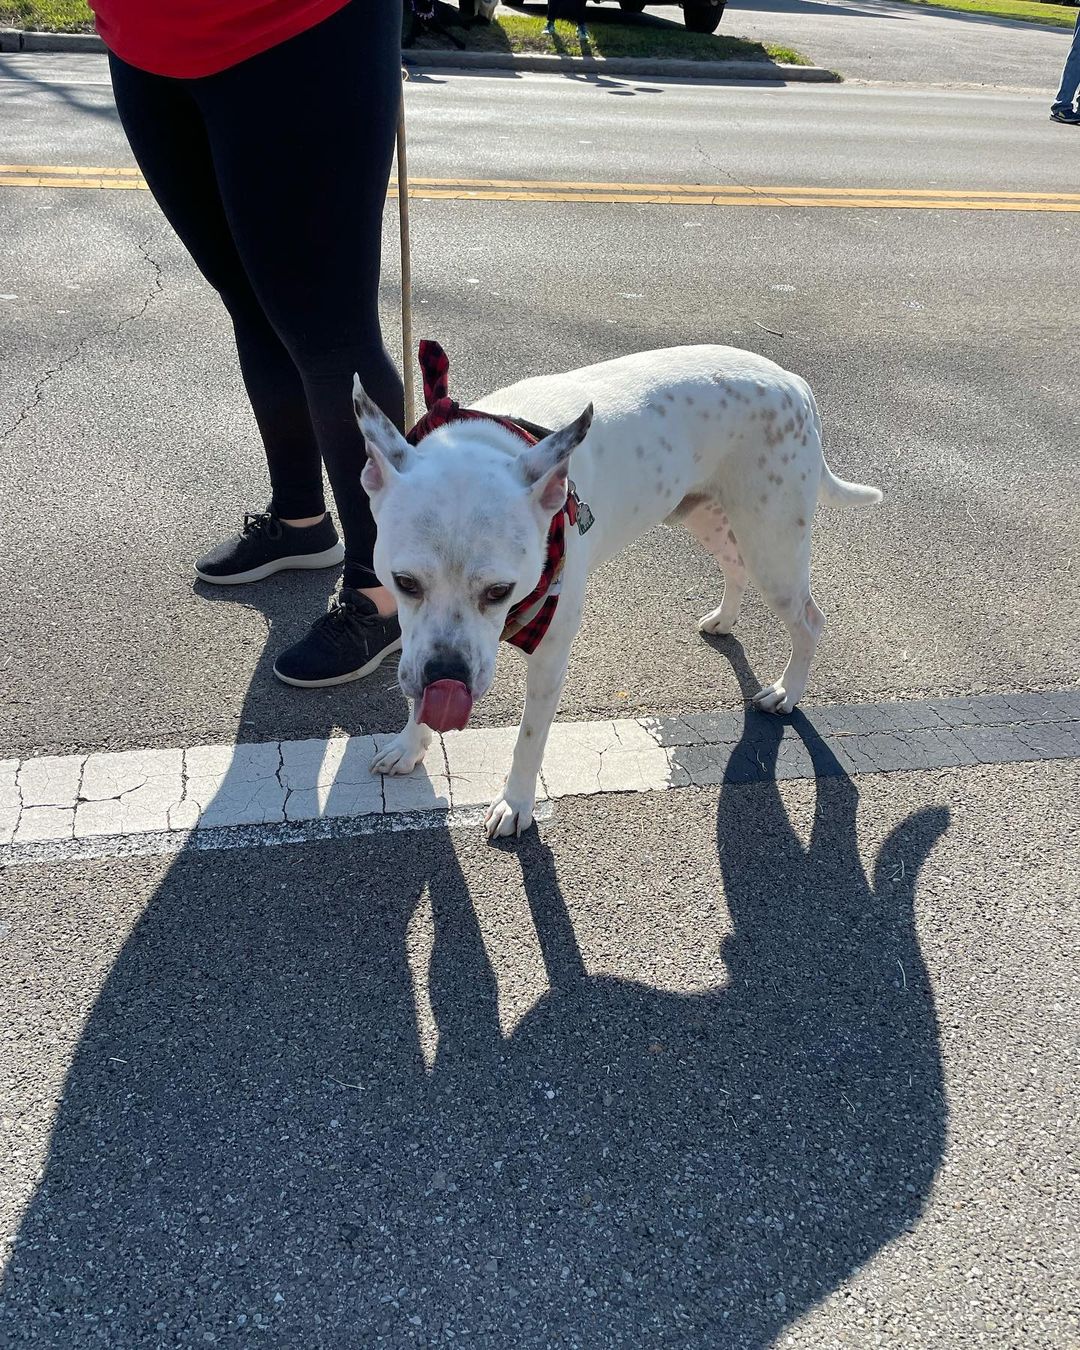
left=404, top=340, right=591, bottom=655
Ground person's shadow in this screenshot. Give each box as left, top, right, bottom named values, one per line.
left=0, top=621, right=949, bottom=1345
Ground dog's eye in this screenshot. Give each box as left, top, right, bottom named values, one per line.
left=484, top=583, right=513, bottom=605
left=393, top=573, right=421, bottom=598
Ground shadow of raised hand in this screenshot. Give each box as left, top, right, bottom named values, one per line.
left=466, top=734, right=951, bottom=1342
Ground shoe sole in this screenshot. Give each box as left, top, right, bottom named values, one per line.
left=194, top=541, right=345, bottom=586
left=272, top=637, right=403, bottom=688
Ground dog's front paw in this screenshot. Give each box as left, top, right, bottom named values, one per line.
left=752, top=682, right=797, bottom=715
left=484, top=791, right=535, bottom=840
left=371, top=731, right=429, bottom=776
left=698, top=607, right=736, bottom=637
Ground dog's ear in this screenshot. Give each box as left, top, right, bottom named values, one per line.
left=519, top=404, right=593, bottom=514
left=353, top=375, right=412, bottom=496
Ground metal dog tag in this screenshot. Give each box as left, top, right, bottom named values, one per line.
left=575, top=499, right=595, bottom=535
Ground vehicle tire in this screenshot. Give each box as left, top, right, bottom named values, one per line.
left=619, top=0, right=648, bottom=10
left=683, top=0, right=723, bottom=32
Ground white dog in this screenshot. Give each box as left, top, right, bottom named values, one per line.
left=353, top=344, right=881, bottom=839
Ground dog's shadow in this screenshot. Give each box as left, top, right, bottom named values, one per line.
left=0, top=628, right=949, bottom=1344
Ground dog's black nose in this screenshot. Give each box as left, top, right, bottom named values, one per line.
left=422, top=652, right=471, bottom=689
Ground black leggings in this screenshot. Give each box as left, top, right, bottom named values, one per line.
left=109, top=0, right=404, bottom=589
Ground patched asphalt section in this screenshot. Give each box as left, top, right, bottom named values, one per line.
left=650, top=687, right=1080, bottom=783
left=1, top=762, right=1076, bottom=1346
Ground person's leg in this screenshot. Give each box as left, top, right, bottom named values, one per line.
left=107, top=54, right=331, bottom=529
left=193, top=0, right=405, bottom=611
left=1052, top=13, right=1080, bottom=111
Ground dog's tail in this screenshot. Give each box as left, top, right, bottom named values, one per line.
left=807, top=391, right=883, bottom=508
left=817, top=459, right=883, bottom=508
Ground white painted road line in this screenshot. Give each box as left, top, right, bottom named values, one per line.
left=1, top=691, right=1076, bottom=864
left=1, top=718, right=684, bottom=851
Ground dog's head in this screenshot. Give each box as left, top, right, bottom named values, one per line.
left=353, top=378, right=592, bottom=730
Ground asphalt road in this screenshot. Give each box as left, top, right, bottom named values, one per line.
left=1, top=51, right=1077, bottom=1350
left=2, top=59, right=1078, bottom=756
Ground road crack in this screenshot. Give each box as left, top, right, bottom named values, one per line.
left=1, top=235, right=165, bottom=443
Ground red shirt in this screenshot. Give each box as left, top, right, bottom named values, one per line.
left=90, top=0, right=353, bottom=79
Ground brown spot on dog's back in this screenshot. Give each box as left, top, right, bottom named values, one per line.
left=768, top=472, right=782, bottom=486
left=758, top=454, right=767, bottom=467
left=796, top=516, right=806, bottom=527
left=635, top=445, right=645, bottom=459
left=727, top=529, right=737, bottom=543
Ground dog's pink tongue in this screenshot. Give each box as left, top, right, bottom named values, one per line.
left=417, top=679, right=474, bottom=732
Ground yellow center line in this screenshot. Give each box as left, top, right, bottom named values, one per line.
left=1, top=165, right=1078, bottom=211
left=0, top=163, right=144, bottom=176
left=404, top=175, right=1080, bottom=202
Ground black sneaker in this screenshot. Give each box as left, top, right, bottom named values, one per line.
left=194, top=510, right=344, bottom=585
left=1050, top=105, right=1080, bottom=124
left=273, top=588, right=402, bottom=687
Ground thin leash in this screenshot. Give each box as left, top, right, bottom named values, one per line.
left=396, top=71, right=416, bottom=428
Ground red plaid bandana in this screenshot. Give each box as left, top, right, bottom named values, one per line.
left=404, top=340, right=577, bottom=656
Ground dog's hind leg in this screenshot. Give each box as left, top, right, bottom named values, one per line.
left=682, top=499, right=748, bottom=636
left=752, top=591, right=825, bottom=713
left=725, top=504, right=825, bottom=714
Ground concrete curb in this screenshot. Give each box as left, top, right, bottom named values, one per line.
left=0, top=28, right=837, bottom=81
left=0, top=27, right=104, bottom=52
left=403, top=48, right=837, bottom=81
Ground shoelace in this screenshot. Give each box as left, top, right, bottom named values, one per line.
left=322, top=594, right=356, bottom=626
left=313, top=592, right=372, bottom=642
left=241, top=510, right=283, bottom=541
left=308, top=594, right=396, bottom=654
